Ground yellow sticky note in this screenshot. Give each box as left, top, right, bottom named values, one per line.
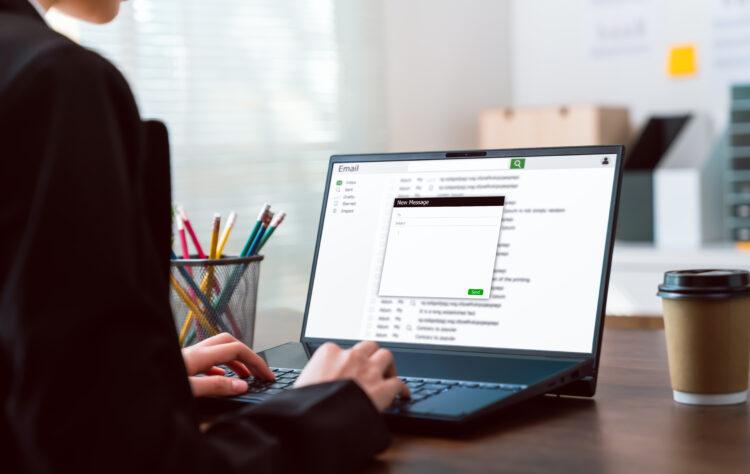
left=668, top=44, right=698, bottom=77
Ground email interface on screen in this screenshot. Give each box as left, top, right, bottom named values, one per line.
left=305, top=153, right=617, bottom=353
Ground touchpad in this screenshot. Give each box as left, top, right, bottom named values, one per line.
left=407, top=388, right=513, bottom=418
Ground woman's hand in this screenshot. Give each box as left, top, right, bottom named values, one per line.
left=294, top=341, right=409, bottom=411
left=182, top=333, right=275, bottom=397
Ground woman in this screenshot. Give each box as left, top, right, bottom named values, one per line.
left=0, top=0, right=408, bottom=472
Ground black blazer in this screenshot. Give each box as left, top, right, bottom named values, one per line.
left=0, top=1, right=389, bottom=472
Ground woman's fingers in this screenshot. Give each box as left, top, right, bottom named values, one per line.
left=351, top=340, right=379, bottom=358
left=367, top=377, right=410, bottom=411
left=192, top=332, right=237, bottom=348
left=202, top=362, right=250, bottom=378
left=189, top=375, right=247, bottom=398
left=226, top=360, right=251, bottom=378
left=205, top=366, right=225, bottom=376
left=186, top=342, right=275, bottom=381
left=383, top=377, right=410, bottom=400
left=370, top=348, right=397, bottom=378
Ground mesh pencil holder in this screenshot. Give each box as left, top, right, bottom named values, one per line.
left=169, top=255, right=263, bottom=348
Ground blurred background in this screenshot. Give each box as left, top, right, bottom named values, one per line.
left=48, top=0, right=750, bottom=319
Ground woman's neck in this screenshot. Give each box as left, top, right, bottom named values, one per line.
left=34, top=0, right=53, bottom=12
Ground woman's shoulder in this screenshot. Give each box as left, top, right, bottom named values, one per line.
left=0, top=16, right=133, bottom=109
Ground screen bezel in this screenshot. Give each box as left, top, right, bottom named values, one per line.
left=300, top=146, right=624, bottom=365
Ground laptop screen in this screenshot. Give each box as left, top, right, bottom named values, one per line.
left=304, top=152, right=618, bottom=354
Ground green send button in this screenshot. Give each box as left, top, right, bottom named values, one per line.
left=467, top=288, right=484, bottom=296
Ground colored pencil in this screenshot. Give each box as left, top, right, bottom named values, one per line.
left=240, top=203, right=270, bottom=256
left=170, top=250, right=229, bottom=332
left=217, top=211, right=237, bottom=256
left=248, top=210, right=273, bottom=256
left=176, top=210, right=203, bottom=339
left=180, top=215, right=221, bottom=346
left=214, top=211, right=243, bottom=334
left=207, top=207, right=271, bottom=326
left=177, top=216, right=190, bottom=260
left=178, top=206, right=207, bottom=258
left=170, top=275, right=218, bottom=338
left=206, top=213, right=243, bottom=334
left=257, top=211, right=286, bottom=253
left=181, top=213, right=242, bottom=345
left=208, top=213, right=221, bottom=260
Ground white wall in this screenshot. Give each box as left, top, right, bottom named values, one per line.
left=511, top=0, right=750, bottom=132
left=382, top=0, right=513, bottom=151
left=334, top=1, right=389, bottom=153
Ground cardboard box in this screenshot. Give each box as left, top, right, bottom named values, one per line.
left=479, top=105, right=630, bottom=148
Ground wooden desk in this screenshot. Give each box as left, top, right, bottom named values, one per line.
left=369, top=329, right=750, bottom=474
left=252, top=311, right=750, bottom=473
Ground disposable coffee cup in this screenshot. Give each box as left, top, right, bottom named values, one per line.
left=658, top=269, right=750, bottom=406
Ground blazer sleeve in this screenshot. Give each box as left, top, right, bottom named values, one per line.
left=1, top=43, right=390, bottom=474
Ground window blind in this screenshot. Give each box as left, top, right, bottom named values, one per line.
left=63, top=0, right=344, bottom=314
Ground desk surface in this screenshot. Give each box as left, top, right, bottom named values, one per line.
left=253, top=311, right=750, bottom=473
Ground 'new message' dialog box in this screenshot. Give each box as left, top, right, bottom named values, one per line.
left=378, top=196, right=505, bottom=300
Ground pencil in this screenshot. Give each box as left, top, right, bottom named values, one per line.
left=181, top=214, right=242, bottom=345
left=217, top=211, right=237, bottom=257
left=180, top=215, right=221, bottom=346
left=178, top=205, right=225, bottom=292
left=248, top=210, right=273, bottom=256
left=208, top=208, right=270, bottom=326
left=177, top=216, right=190, bottom=260
left=178, top=206, right=207, bottom=259
left=240, top=203, right=270, bottom=256
left=171, top=275, right=218, bottom=339
left=170, top=250, right=229, bottom=332
left=209, top=213, right=221, bottom=260
left=176, top=211, right=203, bottom=339
left=214, top=211, right=244, bottom=334
left=257, top=211, right=285, bottom=253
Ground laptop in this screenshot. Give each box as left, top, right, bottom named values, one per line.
left=218, top=145, right=624, bottom=429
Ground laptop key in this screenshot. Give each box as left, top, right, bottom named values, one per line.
left=421, top=389, right=441, bottom=396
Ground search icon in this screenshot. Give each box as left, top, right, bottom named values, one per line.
left=510, top=158, right=525, bottom=169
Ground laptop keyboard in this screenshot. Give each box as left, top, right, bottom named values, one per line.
left=222, top=367, right=302, bottom=396
left=222, top=367, right=526, bottom=406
